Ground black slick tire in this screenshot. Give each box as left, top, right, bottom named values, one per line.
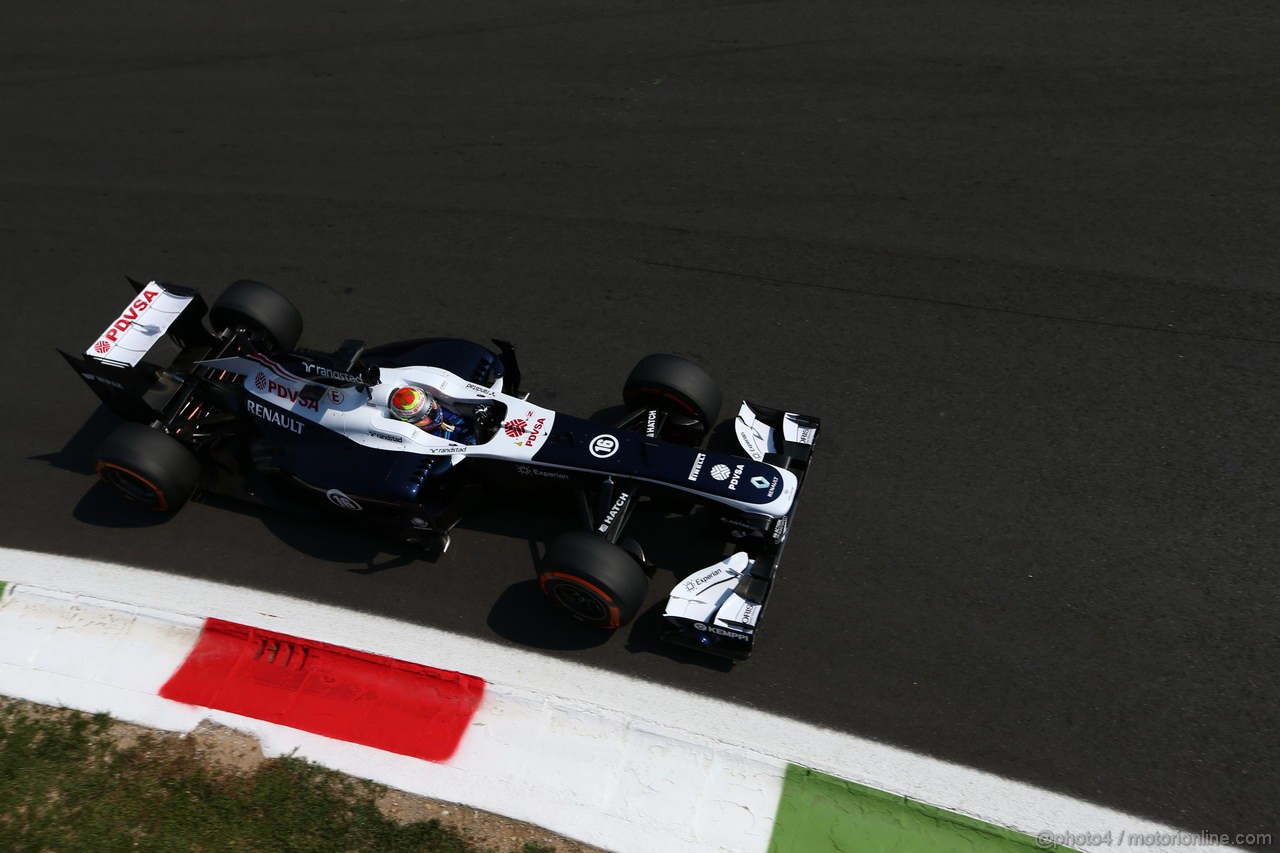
left=623, top=353, right=722, bottom=439
left=538, top=532, right=650, bottom=629
left=209, top=279, right=303, bottom=351
left=95, top=423, right=202, bottom=513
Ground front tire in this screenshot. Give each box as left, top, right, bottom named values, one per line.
left=623, top=353, right=722, bottom=442
left=538, top=532, right=650, bottom=629
left=209, top=279, right=303, bottom=351
left=94, top=423, right=202, bottom=513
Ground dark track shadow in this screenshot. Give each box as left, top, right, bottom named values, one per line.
left=486, top=579, right=614, bottom=652
left=199, top=491, right=454, bottom=572
left=72, top=480, right=178, bottom=528
left=31, top=405, right=120, bottom=474
left=623, top=601, right=735, bottom=672
left=619, top=507, right=729, bottom=578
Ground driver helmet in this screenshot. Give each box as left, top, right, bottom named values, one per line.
left=389, top=385, right=443, bottom=429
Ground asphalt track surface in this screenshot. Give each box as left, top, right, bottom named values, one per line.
left=3, top=0, right=1277, bottom=840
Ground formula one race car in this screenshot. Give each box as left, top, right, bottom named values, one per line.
left=61, top=279, right=820, bottom=660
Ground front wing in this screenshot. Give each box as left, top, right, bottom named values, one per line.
left=659, top=401, right=820, bottom=660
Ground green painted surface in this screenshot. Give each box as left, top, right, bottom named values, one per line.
left=769, top=765, right=1079, bottom=853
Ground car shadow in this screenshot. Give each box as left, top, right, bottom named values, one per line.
left=31, top=406, right=119, bottom=474
left=470, top=506, right=623, bottom=651
left=479, top=502, right=738, bottom=664
left=34, top=407, right=172, bottom=529
left=48, top=405, right=746, bottom=667
left=486, top=579, right=615, bottom=652
left=71, top=481, right=180, bottom=529
left=623, top=602, right=736, bottom=672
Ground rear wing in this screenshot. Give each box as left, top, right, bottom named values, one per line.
left=60, top=278, right=214, bottom=422
left=83, top=278, right=208, bottom=365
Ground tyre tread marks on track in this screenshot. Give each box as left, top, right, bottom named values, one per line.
left=645, top=261, right=1280, bottom=346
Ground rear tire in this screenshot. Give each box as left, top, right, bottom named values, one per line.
left=95, top=423, right=202, bottom=513
left=623, top=353, right=722, bottom=441
left=538, top=532, right=649, bottom=629
left=209, top=279, right=303, bottom=351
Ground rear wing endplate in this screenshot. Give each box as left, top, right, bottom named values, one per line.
left=61, top=278, right=212, bottom=422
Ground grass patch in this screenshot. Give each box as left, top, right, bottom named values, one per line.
left=0, top=702, right=557, bottom=853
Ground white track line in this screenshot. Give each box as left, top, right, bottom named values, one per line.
left=0, top=547, right=1216, bottom=853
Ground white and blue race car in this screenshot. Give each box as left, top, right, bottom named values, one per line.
left=61, top=278, right=820, bottom=660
